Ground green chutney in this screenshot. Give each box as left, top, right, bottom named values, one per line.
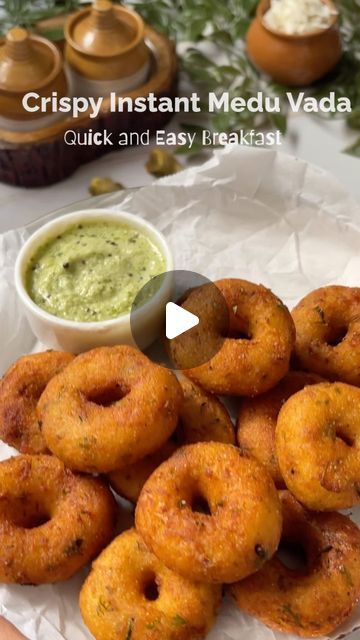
left=25, top=221, right=166, bottom=322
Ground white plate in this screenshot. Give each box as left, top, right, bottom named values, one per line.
left=1, top=146, right=360, bottom=640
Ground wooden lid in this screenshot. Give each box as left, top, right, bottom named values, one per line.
left=65, top=0, right=145, bottom=58
left=0, top=27, right=63, bottom=92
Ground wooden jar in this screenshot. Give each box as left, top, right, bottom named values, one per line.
left=65, top=0, right=150, bottom=97
left=0, top=27, right=68, bottom=131
left=0, top=22, right=177, bottom=188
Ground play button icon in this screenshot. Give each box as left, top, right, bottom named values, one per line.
left=130, top=269, right=229, bottom=370
left=165, top=302, right=199, bottom=339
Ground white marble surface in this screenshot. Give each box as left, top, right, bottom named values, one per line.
left=0, top=112, right=358, bottom=232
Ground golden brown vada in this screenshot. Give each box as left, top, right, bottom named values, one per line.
left=237, top=371, right=323, bottom=486
left=177, top=377, right=234, bottom=445
left=135, top=442, right=282, bottom=583
left=80, top=528, right=221, bottom=640
left=292, top=285, right=360, bottom=385
left=0, top=455, right=117, bottom=584
left=108, top=377, right=235, bottom=503
left=230, top=491, right=360, bottom=637
left=168, top=279, right=295, bottom=396
left=109, top=443, right=176, bottom=505
left=38, top=346, right=183, bottom=473
left=276, top=382, right=360, bottom=510
left=0, top=351, right=74, bottom=454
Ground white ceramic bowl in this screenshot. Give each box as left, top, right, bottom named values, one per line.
left=15, top=209, right=173, bottom=353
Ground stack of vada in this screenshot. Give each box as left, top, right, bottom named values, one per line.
left=0, top=279, right=360, bottom=640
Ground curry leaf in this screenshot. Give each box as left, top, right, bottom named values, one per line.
left=344, top=137, right=360, bottom=157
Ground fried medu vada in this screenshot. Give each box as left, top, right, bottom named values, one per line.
left=230, top=491, right=360, bottom=637
left=292, top=285, right=360, bottom=385
left=237, top=371, right=323, bottom=487
left=109, top=443, right=176, bottom=505
left=276, top=382, right=360, bottom=510
left=108, top=377, right=235, bottom=503
left=135, top=442, right=282, bottom=583
left=0, top=350, right=74, bottom=454
left=38, top=346, right=182, bottom=474
left=80, top=528, right=221, bottom=640
left=0, top=455, right=117, bottom=584
left=168, top=279, right=295, bottom=396
left=177, top=377, right=235, bottom=444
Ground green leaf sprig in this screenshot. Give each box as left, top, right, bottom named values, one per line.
left=128, top=0, right=360, bottom=154
left=0, top=0, right=80, bottom=33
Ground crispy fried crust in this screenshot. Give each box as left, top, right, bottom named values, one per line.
left=108, top=377, right=235, bottom=503
left=108, top=442, right=176, bottom=505
left=38, top=346, right=183, bottom=473
left=0, top=455, right=117, bottom=584
left=292, top=285, right=360, bottom=385
left=276, top=382, right=360, bottom=510
left=169, top=279, right=295, bottom=396
left=80, top=528, right=221, bottom=640
left=135, top=442, right=282, bottom=583
left=0, top=351, right=74, bottom=454
left=237, top=371, right=323, bottom=487
left=230, top=491, right=360, bottom=637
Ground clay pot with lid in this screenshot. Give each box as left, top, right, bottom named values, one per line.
left=0, top=27, right=68, bottom=131
left=65, top=0, right=150, bottom=97
left=246, top=0, right=342, bottom=86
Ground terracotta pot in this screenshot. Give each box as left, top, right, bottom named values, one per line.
left=65, top=0, right=150, bottom=97
left=0, top=27, right=67, bottom=128
left=246, top=0, right=342, bottom=86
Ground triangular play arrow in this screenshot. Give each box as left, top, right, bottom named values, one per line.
left=165, top=302, right=199, bottom=340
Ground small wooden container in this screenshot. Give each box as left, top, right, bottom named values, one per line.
left=65, top=0, right=150, bottom=97
left=0, top=23, right=177, bottom=188
left=246, top=0, right=342, bottom=86
left=0, top=27, right=68, bottom=131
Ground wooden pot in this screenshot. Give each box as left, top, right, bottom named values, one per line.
left=0, top=27, right=68, bottom=130
left=65, top=0, right=150, bottom=97
left=0, top=24, right=177, bottom=188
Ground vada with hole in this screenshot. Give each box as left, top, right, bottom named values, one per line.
left=168, top=279, right=295, bottom=396
left=230, top=491, right=360, bottom=637
left=80, top=528, right=221, bottom=640
left=0, top=455, right=117, bottom=584
left=292, top=285, right=360, bottom=385
left=135, top=442, right=282, bottom=583
left=38, top=346, right=182, bottom=474
left=276, top=382, right=360, bottom=510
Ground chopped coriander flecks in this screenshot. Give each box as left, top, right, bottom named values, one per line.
left=282, top=604, right=303, bottom=628
left=173, top=614, right=187, bottom=627
left=340, top=565, right=354, bottom=587
left=25, top=221, right=165, bottom=322
left=125, top=617, right=135, bottom=640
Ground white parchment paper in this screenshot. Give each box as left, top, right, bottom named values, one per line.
left=1, top=145, right=360, bottom=640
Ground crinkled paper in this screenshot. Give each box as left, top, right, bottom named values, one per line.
left=1, top=146, right=360, bottom=640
